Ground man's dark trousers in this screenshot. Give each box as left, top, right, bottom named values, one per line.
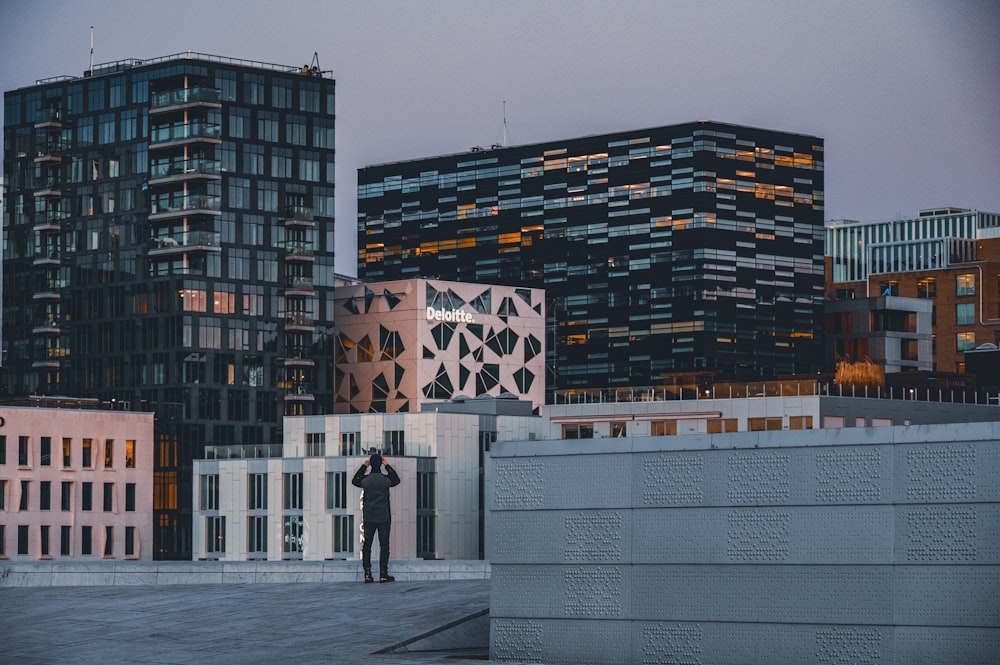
left=362, top=520, right=391, bottom=575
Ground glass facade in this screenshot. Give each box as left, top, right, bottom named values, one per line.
left=358, top=121, right=826, bottom=396
left=2, top=53, right=337, bottom=559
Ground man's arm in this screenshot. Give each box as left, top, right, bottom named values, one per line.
left=351, top=463, right=368, bottom=488
left=383, top=459, right=401, bottom=487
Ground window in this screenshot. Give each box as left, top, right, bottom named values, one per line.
left=562, top=423, right=594, bottom=439
left=103, top=483, right=114, bottom=512
left=19, top=481, right=29, bottom=510
left=125, top=440, right=136, bottom=468
left=0, top=525, right=4, bottom=555
left=333, top=515, right=354, bottom=554
left=651, top=420, right=677, bottom=436
left=81, top=526, right=93, bottom=555
left=206, top=517, right=226, bottom=555
left=0, top=479, right=5, bottom=510
left=40, top=481, right=51, bottom=511
left=327, top=471, right=347, bottom=510
left=749, top=417, right=783, bottom=431
left=249, top=473, right=267, bottom=510
left=418, top=515, right=436, bottom=557
left=41, top=525, right=51, bottom=557
left=917, top=277, right=936, bottom=298
left=125, top=527, right=136, bottom=557
left=61, top=525, right=71, bottom=555
left=201, top=475, right=220, bottom=511
left=305, top=432, right=325, bottom=456
left=878, top=280, right=898, bottom=296
left=956, top=273, right=975, bottom=296
left=611, top=422, right=627, bottom=438
left=417, top=472, right=435, bottom=510
left=283, top=516, right=304, bottom=555
left=790, top=416, right=814, bottom=430
left=62, top=438, right=72, bottom=467
left=82, top=438, right=93, bottom=467
left=384, top=431, right=405, bottom=456
left=957, top=332, right=976, bottom=352
left=248, top=516, right=267, bottom=555
left=82, top=482, right=93, bottom=511
left=283, top=473, right=303, bottom=510
left=125, top=483, right=136, bottom=512
left=18, top=525, right=29, bottom=555
left=708, top=418, right=739, bottom=434
left=956, top=302, right=975, bottom=325
left=19, top=436, right=29, bottom=466
left=340, top=432, right=361, bottom=456
left=0, top=435, right=5, bottom=464
left=61, top=482, right=72, bottom=511
left=40, top=437, right=51, bottom=466
left=104, top=526, right=114, bottom=557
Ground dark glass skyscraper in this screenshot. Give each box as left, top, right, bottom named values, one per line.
left=358, top=121, right=825, bottom=397
left=3, top=53, right=336, bottom=558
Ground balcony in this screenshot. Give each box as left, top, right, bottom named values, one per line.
left=282, top=346, right=317, bottom=367
left=34, top=108, right=63, bottom=128
left=149, top=195, right=221, bottom=222
left=33, top=210, right=70, bottom=233
left=34, top=137, right=72, bottom=163
left=283, top=275, right=314, bottom=295
left=148, top=231, right=222, bottom=257
left=203, top=443, right=284, bottom=460
left=279, top=240, right=315, bottom=261
left=284, top=206, right=316, bottom=227
left=282, top=381, right=316, bottom=401
left=149, top=123, right=221, bottom=149
left=33, top=177, right=63, bottom=199
left=32, top=318, right=63, bottom=335
left=148, top=159, right=222, bottom=186
left=149, top=87, right=221, bottom=114
left=33, top=250, right=62, bottom=267
left=280, top=311, right=316, bottom=330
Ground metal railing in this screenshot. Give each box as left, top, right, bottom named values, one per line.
left=150, top=87, right=221, bottom=110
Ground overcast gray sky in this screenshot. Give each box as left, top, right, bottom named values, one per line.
left=3, top=0, right=998, bottom=275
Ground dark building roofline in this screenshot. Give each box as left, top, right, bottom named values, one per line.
left=359, top=119, right=823, bottom=171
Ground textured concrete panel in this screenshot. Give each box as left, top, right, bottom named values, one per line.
left=633, top=505, right=894, bottom=564
left=895, top=442, right=1000, bottom=503
left=491, top=510, right=631, bottom=564
left=896, top=504, right=1000, bottom=563
left=491, top=454, right=631, bottom=510
left=631, top=565, right=893, bottom=624
left=895, top=627, right=1000, bottom=664
left=491, top=564, right=629, bottom=619
left=491, top=618, right=630, bottom=665
left=895, top=566, right=1000, bottom=627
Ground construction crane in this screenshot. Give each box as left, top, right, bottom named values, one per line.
left=301, top=52, right=332, bottom=77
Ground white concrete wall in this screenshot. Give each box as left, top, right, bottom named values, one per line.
left=0, top=407, right=154, bottom=561
left=486, top=422, right=1000, bottom=664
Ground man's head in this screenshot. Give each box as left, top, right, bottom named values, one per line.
left=369, top=453, right=382, bottom=471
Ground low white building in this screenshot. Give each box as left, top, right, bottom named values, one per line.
left=192, top=398, right=545, bottom=561
left=0, top=403, right=154, bottom=561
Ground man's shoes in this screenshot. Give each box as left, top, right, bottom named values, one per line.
left=364, top=572, right=374, bottom=583
left=379, top=574, right=395, bottom=583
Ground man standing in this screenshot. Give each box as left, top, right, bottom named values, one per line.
left=352, top=453, right=401, bottom=583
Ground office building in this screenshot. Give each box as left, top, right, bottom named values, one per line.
left=826, top=208, right=1000, bottom=373
left=0, top=403, right=154, bottom=560
left=192, top=398, right=544, bottom=561
left=2, top=53, right=336, bottom=558
left=358, top=121, right=826, bottom=399
left=333, top=278, right=545, bottom=413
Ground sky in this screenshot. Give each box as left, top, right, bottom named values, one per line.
left=2, top=0, right=998, bottom=275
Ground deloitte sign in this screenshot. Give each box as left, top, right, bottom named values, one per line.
left=426, top=307, right=476, bottom=324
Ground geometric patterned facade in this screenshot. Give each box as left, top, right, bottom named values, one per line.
left=333, top=278, right=545, bottom=413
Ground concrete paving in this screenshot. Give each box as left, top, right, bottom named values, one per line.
left=0, top=579, right=538, bottom=665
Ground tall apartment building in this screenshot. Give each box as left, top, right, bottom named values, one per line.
left=826, top=208, right=1000, bottom=373
left=358, top=121, right=826, bottom=399
left=2, top=53, right=336, bottom=559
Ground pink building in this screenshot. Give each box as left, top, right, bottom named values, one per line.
left=0, top=404, right=154, bottom=560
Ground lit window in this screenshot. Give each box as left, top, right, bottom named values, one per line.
left=957, top=332, right=975, bottom=352
left=956, top=273, right=975, bottom=296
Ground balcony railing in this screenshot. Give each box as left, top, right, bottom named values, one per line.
left=280, top=312, right=316, bottom=327
left=34, top=108, right=63, bottom=125
left=149, top=195, right=221, bottom=217
left=150, top=87, right=221, bottom=110
left=149, top=123, right=221, bottom=146
left=284, top=206, right=315, bottom=224
left=284, top=275, right=314, bottom=290
left=279, top=240, right=315, bottom=257
left=149, top=159, right=221, bottom=181
left=149, top=231, right=221, bottom=254
left=203, top=443, right=284, bottom=460
left=34, top=138, right=72, bottom=158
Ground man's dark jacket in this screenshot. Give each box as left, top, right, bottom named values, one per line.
left=352, top=464, right=401, bottom=523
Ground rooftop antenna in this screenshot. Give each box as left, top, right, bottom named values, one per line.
left=89, top=26, right=94, bottom=72
left=502, top=100, right=508, bottom=147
